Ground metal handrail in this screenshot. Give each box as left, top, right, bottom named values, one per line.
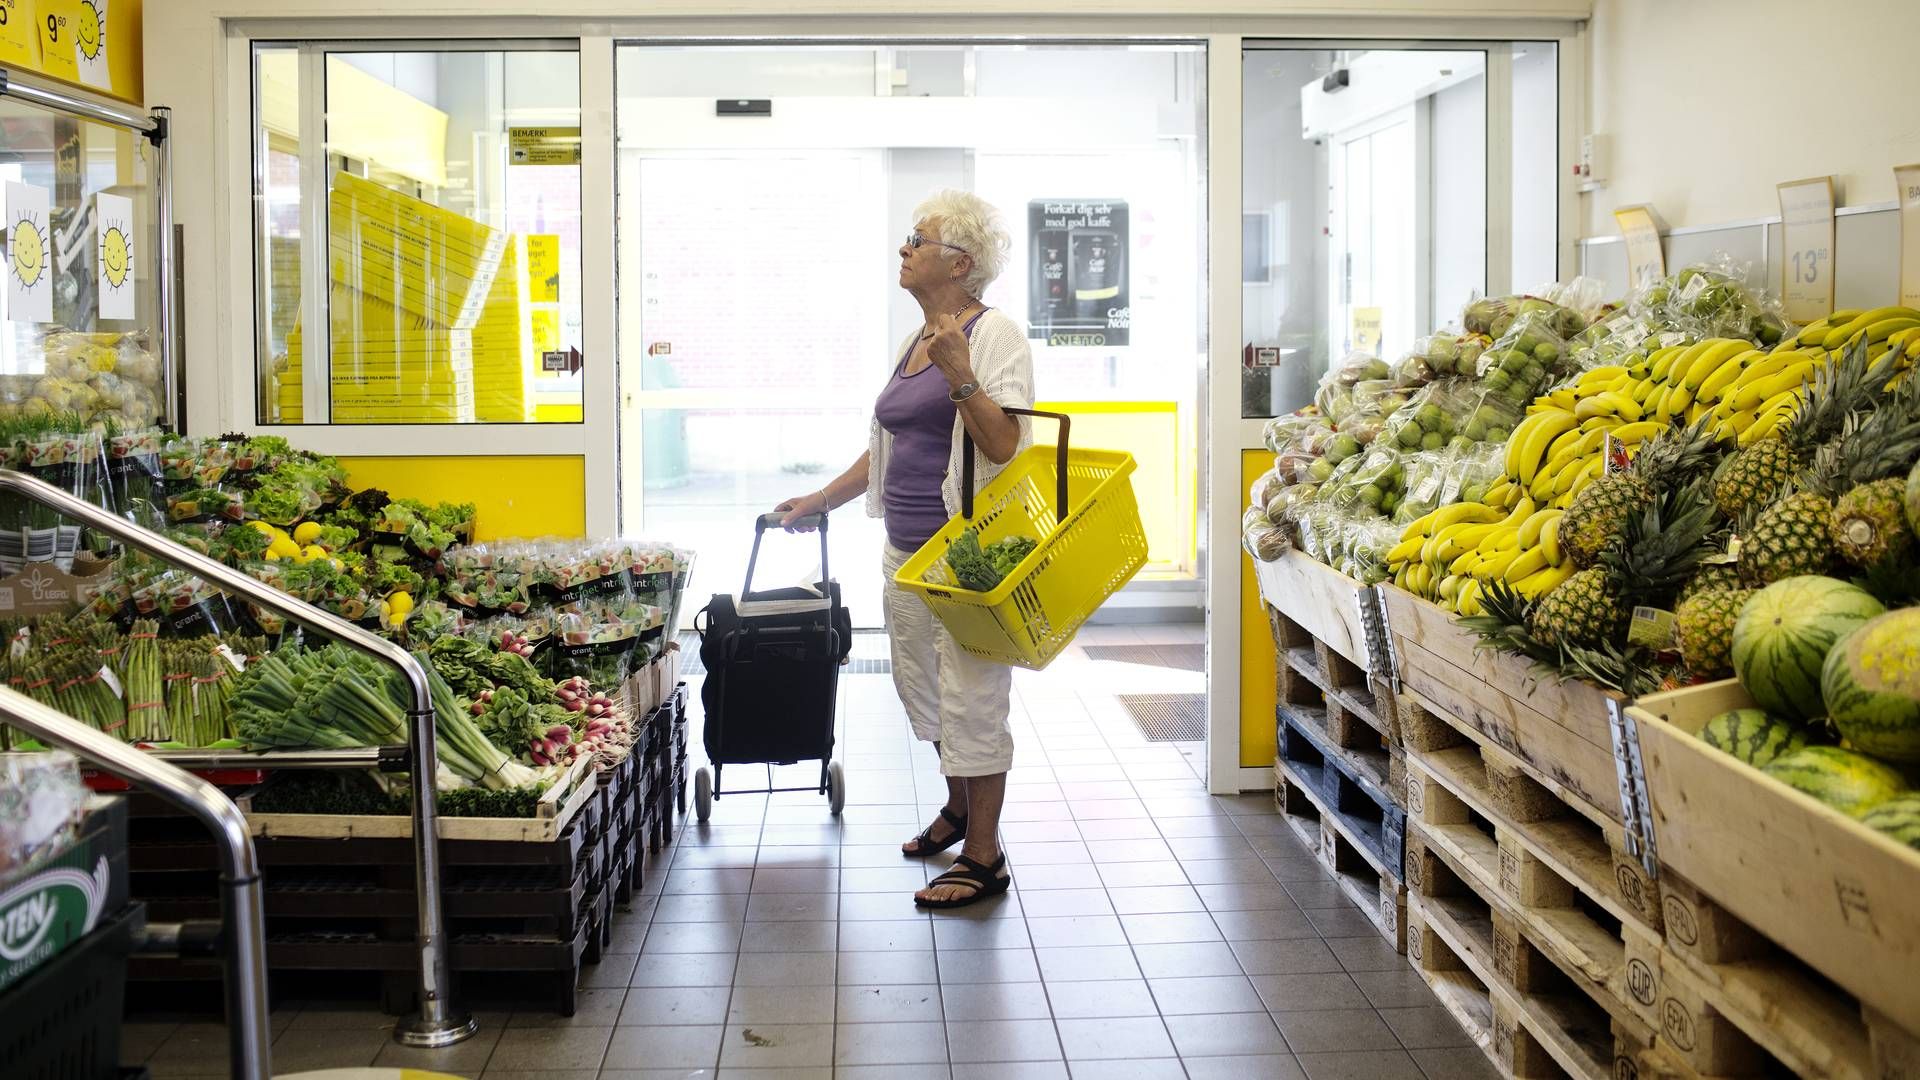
left=0, top=469, right=476, bottom=1048
left=0, top=686, right=271, bottom=1080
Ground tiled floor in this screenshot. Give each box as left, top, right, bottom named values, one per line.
left=126, top=623, right=1493, bottom=1080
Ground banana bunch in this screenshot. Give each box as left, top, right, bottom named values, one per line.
left=1387, top=490, right=1575, bottom=617
left=1508, top=362, right=1668, bottom=503
left=1787, top=305, right=1920, bottom=359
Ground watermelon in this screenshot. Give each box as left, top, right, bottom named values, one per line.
left=1696, top=708, right=1810, bottom=768
left=1859, top=794, right=1920, bottom=852
left=1731, top=576, right=1885, bottom=721
left=1761, top=746, right=1906, bottom=817
left=1821, top=609, right=1920, bottom=762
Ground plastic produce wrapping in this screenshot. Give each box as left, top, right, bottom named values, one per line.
left=1394, top=330, right=1492, bottom=385
left=1314, top=351, right=1395, bottom=425
left=1250, top=468, right=1287, bottom=514
left=1475, top=310, right=1571, bottom=408
left=1391, top=449, right=1456, bottom=526
left=1643, top=257, right=1792, bottom=345
left=1378, top=378, right=1480, bottom=453
left=1262, top=411, right=1333, bottom=456
left=1266, top=481, right=1318, bottom=526
left=1241, top=507, right=1291, bottom=562
left=0, top=751, right=85, bottom=875
left=1317, top=445, right=1404, bottom=517
left=1443, top=442, right=1508, bottom=507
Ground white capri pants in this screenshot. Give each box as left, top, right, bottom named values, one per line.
left=881, top=543, right=1015, bottom=777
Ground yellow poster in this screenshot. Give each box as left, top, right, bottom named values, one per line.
left=1351, top=306, right=1382, bottom=355
left=508, top=127, right=581, bottom=166
left=0, top=0, right=35, bottom=68
left=525, top=235, right=560, bottom=303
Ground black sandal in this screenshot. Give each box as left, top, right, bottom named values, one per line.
left=902, top=807, right=968, bottom=858
left=915, top=853, right=1012, bottom=909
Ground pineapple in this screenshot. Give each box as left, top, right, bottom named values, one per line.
left=1528, top=568, right=1622, bottom=649
left=1831, top=478, right=1912, bottom=568
left=1713, top=337, right=1893, bottom=518
left=1676, top=587, right=1752, bottom=678
left=1739, top=491, right=1834, bottom=584
left=1560, top=419, right=1721, bottom=567
left=1678, top=562, right=1741, bottom=603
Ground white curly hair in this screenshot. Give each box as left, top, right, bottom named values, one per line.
left=913, top=190, right=1012, bottom=299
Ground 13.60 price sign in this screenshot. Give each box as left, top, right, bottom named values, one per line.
left=1778, top=177, right=1835, bottom=323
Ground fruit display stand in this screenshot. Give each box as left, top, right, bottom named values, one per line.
left=1258, top=551, right=1408, bottom=950
left=1621, top=681, right=1920, bottom=1080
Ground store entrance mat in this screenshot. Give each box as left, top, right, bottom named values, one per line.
left=1117, top=692, right=1206, bottom=741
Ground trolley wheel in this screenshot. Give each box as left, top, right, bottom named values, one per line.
left=694, top=767, right=713, bottom=822
left=827, top=760, right=846, bottom=816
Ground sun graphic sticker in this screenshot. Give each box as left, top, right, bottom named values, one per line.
left=74, top=0, right=111, bottom=91
left=5, top=181, right=51, bottom=323
left=96, top=192, right=134, bottom=320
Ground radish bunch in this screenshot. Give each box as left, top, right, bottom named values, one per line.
left=498, top=630, right=536, bottom=659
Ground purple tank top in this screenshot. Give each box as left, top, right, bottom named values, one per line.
left=875, top=311, right=987, bottom=551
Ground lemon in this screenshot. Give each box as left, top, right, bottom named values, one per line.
left=247, top=521, right=276, bottom=536
left=292, top=521, right=323, bottom=546
left=299, top=544, right=327, bottom=564
left=387, top=590, right=414, bottom=619
left=266, top=537, right=301, bottom=559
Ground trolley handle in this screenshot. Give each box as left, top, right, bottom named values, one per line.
left=744, top=511, right=831, bottom=598
left=960, top=407, right=1072, bottom=522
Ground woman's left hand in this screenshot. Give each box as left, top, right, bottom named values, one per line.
left=925, top=312, right=975, bottom=390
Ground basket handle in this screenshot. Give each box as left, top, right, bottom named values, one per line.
left=960, top=407, right=1070, bottom=521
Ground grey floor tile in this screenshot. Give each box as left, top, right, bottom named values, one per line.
left=726, top=984, right=836, bottom=1025
left=1306, top=907, right=1384, bottom=938
left=1210, top=907, right=1315, bottom=940
left=602, top=1023, right=725, bottom=1070
left=844, top=843, right=922, bottom=867
left=1326, top=934, right=1411, bottom=973
left=370, top=1024, right=504, bottom=1075
left=945, top=1018, right=1063, bottom=1063
left=1154, top=815, right=1242, bottom=838
left=732, top=950, right=836, bottom=987
left=630, top=952, right=738, bottom=987
left=585, top=952, right=642, bottom=988
left=1252, top=971, right=1373, bottom=1012
left=716, top=1022, right=834, bottom=1068
left=1105, top=885, right=1205, bottom=914
left=844, top=865, right=934, bottom=893
left=1296, top=1048, right=1428, bottom=1080
left=838, top=983, right=943, bottom=1023
left=268, top=1027, right=388, bottom=1073
left=1147, top=974, right=1266, bottom=1015
left=753, top=867, right=839, bottom=893
left=839, top=890, right=933, bottom=921
left=840, top=941, right=936, bottom=983
left=837, top=1066, right=952, bottom=1080
left=1352, top=968, right=1447, bottom=1010
left=1084, top=837, right=1177, bottom=863
left=1182, top=1054, right=1309, bottom=1080
left=755, top=844, right=839, bottom=867
left=1025, top=915, right=1128, bottom=949
left=479, top=1069, right=598, bottom=1080
left=1076, top=818, right=1165, bottom=841
left=1007, top=864, right=1105, bottom=891
left=1095, top=860, right=1191, bottom=889
left=1055, top=1015, right=1176, bottom=1060
left=951, top=1062, right=1067, bottom=1080
left=940, top=980, right=1054, bottom=1021
left=146, top=1022, right=237, bottom=1075
left=119, top=1020, right=177, bottom=1063
left=745, top=891, right=837, bottom=921
left=619, top=986, right=733, bottom=1026
left=1379, top=1006, right=1475, bottom=1050
left=1133, top=940, right=1242, bottom=979
left=1410, top=1046, right=1503, bottom=1079
left=1195, top=881, right=1300, bottom=912
left=663, top=868, right=754, bottom=895
left=1035, top=945, right=1141, bottom=982
left=839, top=918, right=935, bottom=952
left=1162, top=1011, right=1290, bottom=1057
left=510, top=988, right=628, bottom=1028
left=834, top=1020, right=950, bottom=1066
left=1067, top=1059, right=1187, bottom=1080
left=1016, top=888, right=1114, bottom=918
left=1231, top=937, right=1345, bottom=975
left=644, top=921, right=744, bottom=953
left=485, top=1025, right=616, bottom=1071
left=1007, top=840, right=1093, bottom=864
left=739, top=919, right=836, bottom=953
left=1042, top=977, right=1158, bottom=1019
left=1284, top=880, right=1351, bottom=908
left=937, top=947, right=1041, bottom=984
left=1275, top=1008, right=1403, bottom=1053
left=1119, top=911, right=1222, bottom=944
left=933, top=914, right=1033, bottom=950
left=654, top=893, right=751, bottom=922
left=1181, top=858, right=1280, bottom=886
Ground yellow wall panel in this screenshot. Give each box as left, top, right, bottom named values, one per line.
left=1240, top=449, right=1276, bottom=769
left=1033, top=401, right=1188, bottom=574
left=340, top=455, right=586, bottom=541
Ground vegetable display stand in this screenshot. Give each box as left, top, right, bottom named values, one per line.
left=1378, top=586, right=1632, bottom=836
left=0, top=902, right=145, bottom=1080
left=893, top=409, right=1147, bottom=670
left=1622, top=681, right=1920, bottom=1079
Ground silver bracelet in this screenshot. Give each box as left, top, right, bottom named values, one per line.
left=816, top=488, right=831, bottom=512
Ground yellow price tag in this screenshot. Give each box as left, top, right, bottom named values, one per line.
left=1777, top=176, right=1835, bottom=323
left=35, top=0, right=79, bottom=82
left=0, top=0, right=34, bottom=67
left=1351, top=306, right=1382, bottom=355
left=1897, top=163, right=1920, bottom=309
left=1614, top=205, right=1665, bottom=288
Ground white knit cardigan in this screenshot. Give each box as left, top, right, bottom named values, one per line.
left=866, top=309, right=1036, bottom=523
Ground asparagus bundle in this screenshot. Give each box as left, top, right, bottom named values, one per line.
left=124, top=621, right=166, bottom=742
left=163, top=643, right=197, bottom=745
left=192, top=652, right=235, bottom=745
left=52, top=655, right=125, bottom=736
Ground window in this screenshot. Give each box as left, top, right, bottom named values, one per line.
left=252, top=44, right=584, bottom=424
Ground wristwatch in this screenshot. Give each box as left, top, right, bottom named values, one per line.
left=948, top=381, right=980, bottom=403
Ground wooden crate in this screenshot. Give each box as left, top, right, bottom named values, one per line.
left=1379, top=585, right=1628, bottom=828
left=245, top=755, right=600, bottom=843
left=1626, top=679, right=1920, bottom=1072
left=1256, top=549, right=1378, bottom=673
left=1274, top=761, right=1407, bottom=952
left=1273, top=607, right=1401, bottom=748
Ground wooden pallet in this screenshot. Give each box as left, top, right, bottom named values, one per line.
left=1271, top=605, right=1400, bottom=747
left=1407, top=828, right=1649, bottom=1080
left=1400, top=689, right=1660, bottom=930
left=1275, top=762, right=1407, bottom=952
left=1255, top=548, right=1378, bottom=673
left=1626, top=680, right=1920, bottom=1046
left=1379, top=586, right=1627, bottom=828
left=1279, top=704, right=1405, bottom=873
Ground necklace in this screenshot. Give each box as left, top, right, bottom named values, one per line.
left=920, top=299, right=979, bottom=340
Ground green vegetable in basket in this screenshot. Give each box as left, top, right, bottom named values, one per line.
left=940, top=530, right=1040, bottom=593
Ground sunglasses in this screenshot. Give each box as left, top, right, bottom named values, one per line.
left=904, top=232, right=970, bottom=255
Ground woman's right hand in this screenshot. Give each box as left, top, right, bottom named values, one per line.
left=774, top=490, right=830, bottom=532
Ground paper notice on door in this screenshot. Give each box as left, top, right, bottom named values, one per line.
left=96, top=192, right=135, bottom=320
left=6, top=181, right=53, bottom=324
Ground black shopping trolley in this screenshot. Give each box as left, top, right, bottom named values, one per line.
left=690, top=511, right=852, bottom=821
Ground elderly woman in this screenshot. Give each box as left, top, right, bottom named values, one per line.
left=777, top=190, right=1033, bottom=908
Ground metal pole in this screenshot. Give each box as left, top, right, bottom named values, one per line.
left=0, top=687, right=272, bottom=1080
left=0, top=67, right=157, bottom=133
left=149, top=105, right=182, bottom=434
left=0, top=469, right=475, bottom=1047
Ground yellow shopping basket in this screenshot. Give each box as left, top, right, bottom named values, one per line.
left=893, top=408, right=1148, bottom=670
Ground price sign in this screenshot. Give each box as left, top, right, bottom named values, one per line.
left=0, top=1, right=34, bottom=68
left=1614, top=205, right=1666, bottom=288
left=1778, top=176, right=1835, bottom=322
left=1897, top=163, right=1920, bottom=308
